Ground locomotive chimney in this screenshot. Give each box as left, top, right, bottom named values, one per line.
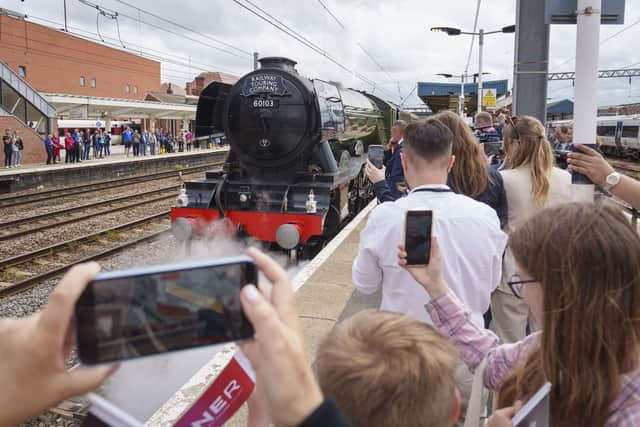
left=258, top=57, right=298, bottom=74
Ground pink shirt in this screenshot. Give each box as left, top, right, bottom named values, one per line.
left=425, top=291, right=640, bottom=426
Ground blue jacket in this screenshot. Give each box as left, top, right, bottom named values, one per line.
left=123, top=130, right=132, bottom=143
left=385, top=143, right=405, bottom=200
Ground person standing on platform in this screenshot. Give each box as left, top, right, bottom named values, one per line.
left=353, top=118, right=506, bottom=331
left=77, top=131, right=84, bottom=162
left=97, top=130, right=105, bottom=158
left=82, top=130, right=91, bottom=160
left=491, top=116, right=571, bottom=344
left=185, top=130, right=192, bottom=151
left=104, top=132, right=111, bottom=157
left=149, top=131, right=157, bottom=155
left=64, top=132, right=74, bottom=163
left=4, top=129, right=13, bottom=168
left=474, top=112, right=501, bottom=143
left=123, top=126, right=132, bottom=157
left=140, top=131, right=148, bottom=156
left=132, top=130, right=141, bottom=156
left=52, top=134, right=61, bottom=163
left=44, top=134, right=54, bottom=165
left=11, top=131, right=22, bottom=167
left=72, top=129, right=82, bottom=163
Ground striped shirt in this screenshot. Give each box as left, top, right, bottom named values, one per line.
left=425, top=291, right=640, bottom=426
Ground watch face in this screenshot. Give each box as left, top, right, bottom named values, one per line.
left=607, top=173, right=620, bottom=186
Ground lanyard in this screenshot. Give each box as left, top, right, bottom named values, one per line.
left=411, top=187, right=453, bottom=194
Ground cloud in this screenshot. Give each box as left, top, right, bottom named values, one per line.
left=10, top=0, right=640, bottom=106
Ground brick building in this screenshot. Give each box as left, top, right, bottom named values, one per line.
left=0, top=11, right=160, bottom=100
left=185, top=72, right=239, bottom=96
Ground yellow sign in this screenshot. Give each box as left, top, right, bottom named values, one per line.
left=482, top=89, right=496, bottom=107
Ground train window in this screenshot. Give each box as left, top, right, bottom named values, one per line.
left=622, top=126, right=639, bottom=138
left=596, top=125, right=616, bottom=137
left=80, top=76, right=85, bottom=87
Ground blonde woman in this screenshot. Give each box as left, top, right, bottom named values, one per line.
left=493, top=115, right=571, bottom=343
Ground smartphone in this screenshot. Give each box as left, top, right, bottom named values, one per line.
left=570, top=143, right=594, bottom=184
left=75, top=256, right=257, bottom=364
left=368, top=144, right=385, bottom=168
left=512, top=382, right=551, bottom=426
left=404, top=210, right=433, bottom=265
left=483, top=141, right=502, bottom=157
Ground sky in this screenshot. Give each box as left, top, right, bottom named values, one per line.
left=5, top=0, right=640, bottom=107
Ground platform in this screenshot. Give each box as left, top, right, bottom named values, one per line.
left=144, top=200, right=380, bottom=426
left=0, top=145, right=229, bottom=193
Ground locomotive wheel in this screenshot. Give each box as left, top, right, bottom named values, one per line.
left=301, top=236, right=325, bottom=259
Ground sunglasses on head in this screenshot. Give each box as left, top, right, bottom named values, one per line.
left=506, top=115, right=521, bottom=140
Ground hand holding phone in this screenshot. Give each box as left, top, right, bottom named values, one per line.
left=404, top=210, right=433, bottom=265
left=367, top=145, right=385, bottom=169
left=75, top=256, right=257, bottom=364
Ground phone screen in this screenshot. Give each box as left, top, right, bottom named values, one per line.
left=483, top=141, right=502, bottom=157
left=368, top=145, right=385, bottom=168
left=75, top=258, right=256, bottom=364
left=404, top=210, right=433, bottom=265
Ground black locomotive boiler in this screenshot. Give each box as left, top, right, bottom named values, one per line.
left=171, top=57, right=415, bottom=256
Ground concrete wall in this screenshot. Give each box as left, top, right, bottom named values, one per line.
left=0, top=114, right=45, bottom=165
left=0, top=150, right=227, bottom=193
left=0, top=15, right=160, bottom=100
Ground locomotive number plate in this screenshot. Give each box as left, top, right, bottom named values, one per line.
left=251, top=99, right=280, bottom=109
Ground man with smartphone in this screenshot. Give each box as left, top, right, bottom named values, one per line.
left=353, top=119, right=506, bottom=329
left=382, top=120, right=408, bottom=200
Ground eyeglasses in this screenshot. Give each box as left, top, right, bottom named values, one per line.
left=505, top=115, right=521, bottom=141
left=506, top=274, right=537, bottom=299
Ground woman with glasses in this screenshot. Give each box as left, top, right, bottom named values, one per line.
left=398, top=202, right=640, bottom=426
left=493, top=115, right=571, bottom=343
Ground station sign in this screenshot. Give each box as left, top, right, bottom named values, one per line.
left=545, top=0, right=625, bottom=24
left=482, top=89, right=497, bottom=107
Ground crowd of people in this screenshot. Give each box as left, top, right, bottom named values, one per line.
left=3, top=112, right=640, bottom=427
left=3, top=128, right=25, bottom=168
left=39, top=127, right=208, bottom=166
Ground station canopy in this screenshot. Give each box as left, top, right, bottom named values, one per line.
left=42, top=93, right=196, bottom=121
left=417, top=79, right=508, bottom=113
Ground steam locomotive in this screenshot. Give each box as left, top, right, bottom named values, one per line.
left=170, top=57, right=415, bottom=257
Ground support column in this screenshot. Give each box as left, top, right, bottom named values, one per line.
left=572, top=0, right=601, bottom=188
left=512, top=0, right=550, bottom=121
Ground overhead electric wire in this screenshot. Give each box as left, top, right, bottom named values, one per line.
left=553, top=16, right=640, bottom=70
left=230, top=0, right=398, bottom=101
left=315, top=0, right=400, bottom=100
left=316, top=0, right=345, bottom=29
left=27, top=15, right=247, bottom=77
left=75, top=0, right=251, bottom=61
left=112, top=0, right=252, bottom=56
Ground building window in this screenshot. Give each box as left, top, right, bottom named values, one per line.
left=133, top=86, right=138, bottom=95
left=91, top=78, right=96, bottom=88
left=18, top=66, right=26, bottom=78
left=80, top=76, right=85, bottom=87
left=125, top=84, right=130, bottom=93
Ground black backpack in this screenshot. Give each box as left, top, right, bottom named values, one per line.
left=16, top=138, right=24, bottom=150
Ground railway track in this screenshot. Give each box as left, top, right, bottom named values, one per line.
left=0, top=211, right=171, bottom=297
left=607, top=158, right=640, bottom=177
left=0, top=154, right=225, bottom=209
left=0, top=185, right=180, bottom=241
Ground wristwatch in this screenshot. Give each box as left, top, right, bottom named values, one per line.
left=603, top=171, right=621, bottom=191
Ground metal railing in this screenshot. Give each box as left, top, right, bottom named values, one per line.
left=0, top=60, right=56, bottom=118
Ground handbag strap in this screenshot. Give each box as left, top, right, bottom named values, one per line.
left=463, top=355, right=491, bottom=427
